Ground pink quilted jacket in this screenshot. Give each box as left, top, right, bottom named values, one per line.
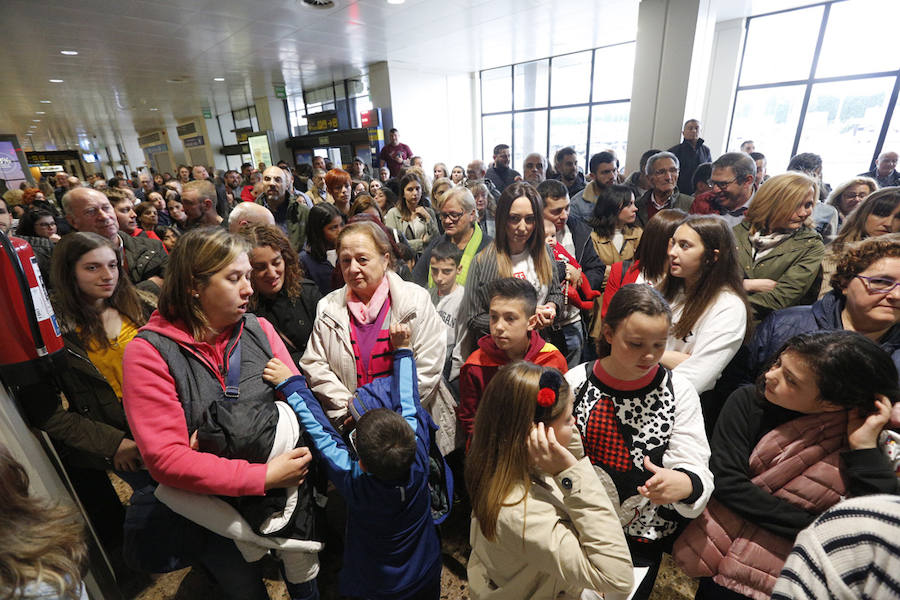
left=672, top=410, right=849, bottom=600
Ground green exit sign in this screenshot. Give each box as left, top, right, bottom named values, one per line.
left=274, top=84, right=286, bottom=99
left=201, top=107, right=212, bottom=119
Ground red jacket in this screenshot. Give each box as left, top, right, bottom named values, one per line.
left=601, top=259, right=641, bottom=319
left=458, top=330, right=568, bottom=439
left=122, top=312, right=298, bottom=497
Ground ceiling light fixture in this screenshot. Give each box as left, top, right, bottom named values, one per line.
left=213, top=77, right=225, bottom=81
left=387, top=0, right=405, bottom=4
left=49, top=79, right=64, bottom=83
left=40, top=100, right=51, bottom=104
left=32, top=119, right=41, bottom=122
left=149, top=107, right=159, bottom=111
left=60, top=50, right=79, bottom=56
left=35, top=111, right=46, bottom=115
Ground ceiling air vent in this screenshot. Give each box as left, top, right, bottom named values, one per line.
left=300, top=0, right=335, bottom=8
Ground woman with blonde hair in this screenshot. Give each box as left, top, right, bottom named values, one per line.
left=0, top=445, right=88, bottom=600
left=826, top=176, right=877, bottom=224
left=733, top=172, right=826, bottom=323
left=433, top=162, right=449, bottom=181
left=430, top=176, right=453, bottom=208
left=467, top=362, right=633, bottom=599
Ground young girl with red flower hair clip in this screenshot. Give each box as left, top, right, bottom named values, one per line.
left=565, top=283, right=712, bottom=600
left=466, top=361, right=635, bottom=599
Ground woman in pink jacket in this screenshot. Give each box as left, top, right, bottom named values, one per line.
left=122, top=227, right=318, bottom=600
left=674, top=330, right=899, bottom=599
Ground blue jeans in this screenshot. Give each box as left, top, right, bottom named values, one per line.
left=560, top=321, right=585, bottom=368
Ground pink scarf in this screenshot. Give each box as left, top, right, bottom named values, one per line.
left=347, top=277, right=390, bottom=324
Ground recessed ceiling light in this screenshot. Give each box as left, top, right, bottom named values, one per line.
left=35, top=111, right=46, bottom=115
left=213, top=77, right=225, bottom=82
left=49, top=79, right=64, bottom=83
left=60, top=50, right=79, bottom=56
left=32, top=119, right=41, bottom=122
left=149, top=107, right=159, bottom=111
left=40, top=100, right=51, bottom=104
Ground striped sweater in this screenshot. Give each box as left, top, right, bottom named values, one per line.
left=772, top=494, right=900, bottom=600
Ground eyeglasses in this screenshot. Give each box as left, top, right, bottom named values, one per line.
left=710, top=177, right=737, bottom=189
left=440, top=211, right=465, bottom=222
left=507, top=214, right=536, bottom=225
left=653, top=167, right=679, bottom=177
left=842, top=191, right=869, bottom=200
left=856, top=274, right=900, bottom=294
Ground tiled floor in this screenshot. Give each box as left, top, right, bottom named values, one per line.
left=113, top=476, right=698, bottom=600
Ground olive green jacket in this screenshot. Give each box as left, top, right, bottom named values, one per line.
left=733, top=221, right=825, bottom=323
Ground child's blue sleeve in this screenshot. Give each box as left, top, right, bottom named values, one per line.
left=276, top=375, right=361, bottom=495
left=391, top=348, right=419, bottom=433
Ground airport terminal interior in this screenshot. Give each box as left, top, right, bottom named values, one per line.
left=2, top=0, right=900, bottom=599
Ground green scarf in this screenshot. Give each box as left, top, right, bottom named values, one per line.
left=428, top=223, right=483, bottom=288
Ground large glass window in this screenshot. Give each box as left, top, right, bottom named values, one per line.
left=480, top=42, right=635, bottom=172
left=729, top=0, right=900, bottom=183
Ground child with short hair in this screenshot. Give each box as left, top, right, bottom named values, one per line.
left=458, top=277, right=568, bottom=440
left=429, top=240, right=465, bottom=379
left=466, top=361, right=634, bottom=599
left=263, top=322, right=443, bottom=600
left=544, top=217, right=602, bottom=310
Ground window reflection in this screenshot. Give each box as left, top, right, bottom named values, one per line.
left=482, top=114, right=512, bottom=165
left=729, top=86, right=806, bottom=176
left=593, top=44, right=635, bottom=102
left=589, top=103, right=630, bottom=168
left=551, top=51, right=592, bottom=106
left=550, top=107, right=589, bottom=169
left=514, top=60, right=549, bottom=110
left=816, top=0, right=900, bottom=78
left=513, top=111, right=548, bottom=169
left=799, top=77, right=895, bottom=183
left=481, top=67, right=512, bottom=114
left=740, top=6, right=823, bottom=87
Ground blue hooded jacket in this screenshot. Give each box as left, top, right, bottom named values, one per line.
left=278, top=349, right=442, bottom=599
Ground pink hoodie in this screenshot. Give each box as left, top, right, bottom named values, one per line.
left=122, top=312, right=299, bottom=497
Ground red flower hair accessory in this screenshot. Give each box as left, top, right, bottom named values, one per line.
left=537, top=388, right=556, bottom=407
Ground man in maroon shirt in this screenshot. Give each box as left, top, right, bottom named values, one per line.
left=379, top=128, right=413, bottom=177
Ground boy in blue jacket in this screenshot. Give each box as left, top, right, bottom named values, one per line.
left=263, top=322, right=442, bottom=600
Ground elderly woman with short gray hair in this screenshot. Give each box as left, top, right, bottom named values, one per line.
left=412, top=186, right=493, bottom=289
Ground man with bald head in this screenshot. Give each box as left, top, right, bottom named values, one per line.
left=255, top=165, right=309, bottom=251
left=62, top=187, right=166, bottom=289
left=467, top=159, right=500, bottom=200
left=227, top=202, right=275, bottom=233
left=861, top=151, right=900, bottom=188
left=522, top=153, right=546, bottom=186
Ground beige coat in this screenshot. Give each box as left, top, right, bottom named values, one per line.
left=299, top=270, right=458, bottom=453
left=589, top=225, right=642, bottom=338
left=468, top=455, right=634, bottom=600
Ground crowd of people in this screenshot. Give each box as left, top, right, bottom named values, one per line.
left=2, top=120, right=900, bottom=600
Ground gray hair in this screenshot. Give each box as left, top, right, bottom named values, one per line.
left=440, top=186, right=476, bottom=212
left=712, top=152, right=757, bottom=184
left=645, top=151, right=680, bottom=176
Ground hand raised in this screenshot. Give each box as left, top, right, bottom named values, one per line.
left=637, top=456, right=693, bottom=505
left=527, top=422, right=577, bottom=476
left=113, top=438, right=142, bottom=472
left=389, top=321, right=412, bottom=349
left=848, top=394, right=893, bottom=450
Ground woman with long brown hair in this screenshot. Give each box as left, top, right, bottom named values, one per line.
left=467, top=362, right=633, bottom=599
left=458, top=182, right=563, bottom=346
left=661, top=215, right=749, bottom=397
left=239, top=224, right=322, bottom=363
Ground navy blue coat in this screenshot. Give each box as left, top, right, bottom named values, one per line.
left=743, top=290, right=900, bottom=383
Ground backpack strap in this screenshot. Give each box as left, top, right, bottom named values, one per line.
left=573, top=362, right=592, bottom=413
